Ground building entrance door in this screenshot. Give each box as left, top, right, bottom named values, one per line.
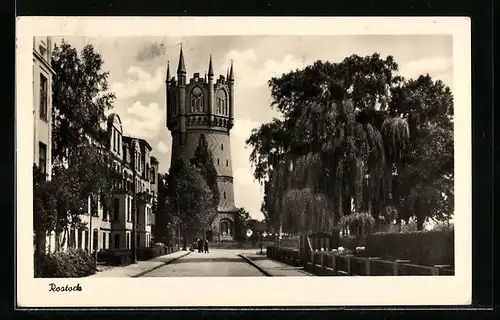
left=206, top=230, right=213, bottom=242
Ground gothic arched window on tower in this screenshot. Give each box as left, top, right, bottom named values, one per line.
left=190, top=86, right=204, bottom=113
left=216, top=89, right=227, bottom=115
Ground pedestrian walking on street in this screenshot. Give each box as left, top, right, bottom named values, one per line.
left=197, top=238, right=203, bottom=253
left=204, top=239, right=209, bottom=253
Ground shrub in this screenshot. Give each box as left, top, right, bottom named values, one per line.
left=97, top=249, right=133, bottom=266
left=36, top=249, right=96, bottom=278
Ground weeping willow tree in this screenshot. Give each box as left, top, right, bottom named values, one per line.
left=248, top=55, right=453, bottom=234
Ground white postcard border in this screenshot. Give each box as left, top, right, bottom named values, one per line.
left=16, top=17, right=471, bottom=307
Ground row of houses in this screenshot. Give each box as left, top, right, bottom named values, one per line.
left=33, top=36, right=160, bottom=254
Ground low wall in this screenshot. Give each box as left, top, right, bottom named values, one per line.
left=266, top=246, right=454, bottom=276
left=339, top=230, right=454, bottom=267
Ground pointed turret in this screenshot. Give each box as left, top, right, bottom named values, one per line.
left=228, top=60, right=234, bottom=82
left=208, top=54, right=214, bottom=78
left=177, top=45, right=186, bottom=88
left=177, top=44, right=186, bottom=75
left=165, top=61, right=171, bottom=129
left=226, top=67, right=229, bottom=80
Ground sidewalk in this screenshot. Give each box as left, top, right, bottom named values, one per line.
left=240, top=252, right=313, bottom=277
left=88, top=250, right=191, bottom=278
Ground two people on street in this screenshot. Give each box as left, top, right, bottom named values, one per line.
left=196, top=238, right=209, bottom=253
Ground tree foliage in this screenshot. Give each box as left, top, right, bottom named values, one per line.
left=33, top=41, right=120, bottom=253
left=51, top=41, right=116, bottom=162
left=247, top=54, right=454, bottom=233
left=234, top=207, right=251, bottom=241
left=191, top=134, right=220, bottom=209
left=165, top=160, right=216, bottom=244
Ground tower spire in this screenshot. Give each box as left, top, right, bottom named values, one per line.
left=177, top=43, right=186, bottom=74
left=228, top=59, right=234, bottom=81
left=208, top=54, right=214, bottom=77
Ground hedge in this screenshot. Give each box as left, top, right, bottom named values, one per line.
left=339, top=230, right=454, bottom=267
left=96, top=249, right=133, bottom=266
left=96, top=246, right=175, bottom=265
left=36, top=249, right=96, bottom=278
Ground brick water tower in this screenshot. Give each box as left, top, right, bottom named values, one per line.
left=165, top=46, right=237, bottom=242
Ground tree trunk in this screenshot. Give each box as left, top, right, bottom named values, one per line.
left=182, top=228, right=187, bottom=250
left=416, top=215, right=424, bottom=231
left=416, top=198, right=424, bottom=231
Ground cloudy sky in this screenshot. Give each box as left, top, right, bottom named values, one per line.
left=55, top=35, right=453, bottom=220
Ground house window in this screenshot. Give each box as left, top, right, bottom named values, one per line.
left=226, top=159, right=229, bottom=166
left=69, top=229, right=76, bottom=248
left=114, top=233, right=120, bottom=249
left=84, top=230, right=89, bottom=252
left=217, top=158, right=220, bottom=166
left=127, top=198, right=132, bottom=222
left=126, top=233, right=130, bottom=249
left=102, top=233, right=107, bottom=250
left=190, top=86, right=204, bottom=112
left=39, top=74, right=48, bottom=121
left=221, top=220, right=229, bottom=235
left=117, top=134, right=121, bottom=155
left=151, top=168, right=155, bottom=184
left=221, top=143, right=224, bottom=150
left=216, top=90, right=227, bottom=115
left=38, top=142, right=47, bottom=177
left=113, top=198, right=120, bottom=221
left=223, top=192, right=226, bottom=199
left=77, top=229, right=83, bottom=248
left=102, top=203, right=108, bottom=221
left=93, top=229, right=98, bottom=251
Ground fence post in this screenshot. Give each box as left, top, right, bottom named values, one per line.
left=310, top=251, right=315, bottom=273
left=433, top=264, right=452, bottom=275
left=393, top=259, right=410, bottom=276
left=331, top=254, right=336, bottom=275
left=319, top=253, right=324, bottom=276
left=346, top=255, right=353, bottom=276
left=366, top=257, right=380, bottom=276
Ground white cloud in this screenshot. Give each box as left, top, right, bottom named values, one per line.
left=231, top=118, right=261, bottom=139
left=157, top=141, right=169, bottom=154
left=120, top=101, right=163, bottom=139
left=219, top=50, right=306, bottom=89
left=111, top=66, right=166, bottom=99
left=399, top=56, right=452, bottom=80
left=226, top=49, right=258, bottom=64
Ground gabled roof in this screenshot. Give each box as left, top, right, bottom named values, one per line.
left=123, top=136, right=153, bottom=151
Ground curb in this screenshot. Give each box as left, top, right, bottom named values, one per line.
left=132, top=251, right=191, bottom=278
left=238, top=254, right=272, bottom=277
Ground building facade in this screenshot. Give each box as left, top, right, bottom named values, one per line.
left=166, top=47, right=237, bottom=241
left=33, top=37, right=160, bottom=254
left=43, top=113, right=159, bottom=253
left=33, top=36, right=54, bottom=180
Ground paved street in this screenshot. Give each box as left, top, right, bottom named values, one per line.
left=141, top=249, right=266, bottom=277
